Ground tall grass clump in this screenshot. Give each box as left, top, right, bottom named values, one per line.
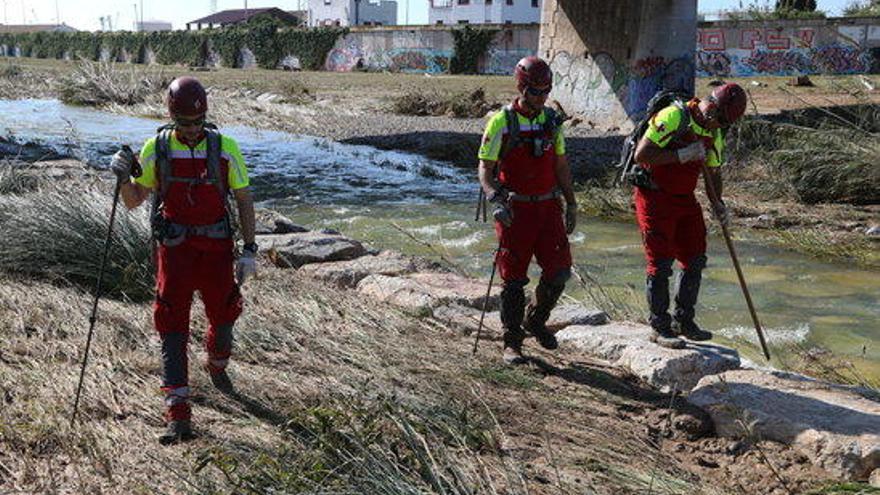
left=392, top=88, right=495, bottom=118
left=57, top=59, right=169, bottom=107
left=0, top=186, right=153, bottom=300
left=192, top=395, right=507, bottom=494
left=0, top=162, right=43, bottom=194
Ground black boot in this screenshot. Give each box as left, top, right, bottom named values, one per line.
left=647, top=262, right=684, bottom=349
left=158, top=420, right=195, bottom=445
left=524, top=279, right=565, bottom=350
left=673, top=256, right=713, bottom=342
left=500, top=281, right=527, bottom=364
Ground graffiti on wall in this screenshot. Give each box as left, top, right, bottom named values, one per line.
left=696, top=25, right=874, bottom=77
left=550, top=50, right=694, bottom=126
left=484, top=48, right=532, bottom=75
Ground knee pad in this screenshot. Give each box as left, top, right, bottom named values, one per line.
left=544, top=268, right=571, bottom=288
left=651, top=258, right=674, bottom=278
left=684, top=254, right=707, bottom=272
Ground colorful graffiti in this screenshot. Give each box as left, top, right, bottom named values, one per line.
left=484, top=48, right=532, bottom=75
left=743, top=49, right=812, bottom=74
left=696, top=51, right=732, bottom=77
left=550, top=50, right=695, bottom=126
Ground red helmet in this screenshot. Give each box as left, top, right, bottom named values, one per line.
left=709, top=82, right=747, bottom=125
left=166, top=76, right=207, bottom=116
left=514, top=56, right=552, bottom=92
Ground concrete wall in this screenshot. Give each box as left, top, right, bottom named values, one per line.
left=428, top=0, right=542, bottom=25
left=324, top=24, right=538, bottom=74
left=697, top=17, right=880, bottom=77
left=540, top=0, right=697, bottom=130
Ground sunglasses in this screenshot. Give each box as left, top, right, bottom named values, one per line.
left=174, top=116, right=206, bottom=127
left=525, top=86, right=551, bottom=96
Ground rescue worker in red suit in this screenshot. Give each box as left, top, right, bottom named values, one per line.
left=110, top=77, right=257, bottom=444
left=478, top=56, right=577, bottom=364
left=632, top=83, right=747, bottom=348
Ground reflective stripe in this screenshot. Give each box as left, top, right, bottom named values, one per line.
left=501, top=123, right=546, bottom=134
left=163, top=386, right=190, bottom=406
left=170, top=149, right=207, bottom=159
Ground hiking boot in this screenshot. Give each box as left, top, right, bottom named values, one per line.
left=649, top=326, right=686, bottom=349
left=502, top=326, right=527, bottom=365
left=524, top=278, right=565, bottom=351
left=158, top=420, right=195, bottom=445
left=206, top=366, right=234, bottom=394
left=673, top=319, right=713, bottom=341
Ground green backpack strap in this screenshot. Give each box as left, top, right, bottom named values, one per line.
left=204, top=128, right=225, bottom=200
left=500, top=105, right=522, bottom=161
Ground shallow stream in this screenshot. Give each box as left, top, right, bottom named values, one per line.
left=2, top=99, right=877, bottom=378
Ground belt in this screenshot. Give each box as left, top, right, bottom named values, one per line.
left=509, top=189, right=562, bottom=202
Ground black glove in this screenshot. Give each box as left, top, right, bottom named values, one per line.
left=565, top=204, right=577, bottom=235
left=110, top=148, right=135, bottom=182
left=489, top=187, right=513, bottom=227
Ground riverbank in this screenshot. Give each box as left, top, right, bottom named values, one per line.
left=0, top=58, right=878, bottom=268
left=0, top=163, right=877, bottom=493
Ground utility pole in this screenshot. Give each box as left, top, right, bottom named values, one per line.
left=133, top=3, right=138, bottom=30
left=140, top=0, right=143, bottom=29
left=55, top=0, right=60, bottom=25
left=405, top=0, right=409, bottom=25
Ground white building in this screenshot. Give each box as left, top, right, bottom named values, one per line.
left=428, top=0, right=541, bottom=25
left=308, top=0, right=398, bottom=27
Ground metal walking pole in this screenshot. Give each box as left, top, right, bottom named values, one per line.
left=702, top=163, right=771, bottom=361
left=71, top=146, right=139, bottom=426
left=472, top=242, right=500, bottom=355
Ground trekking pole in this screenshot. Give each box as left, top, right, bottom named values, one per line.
left=71, top=146, right=140, bottom=426
left=701, top=163, right=771, bottom=361
left=474, top=188, right=484, bottom=222
left=472, top=242, right=500, bottom=355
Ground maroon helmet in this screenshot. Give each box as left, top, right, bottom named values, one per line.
left=709, top=83, right=747, bottom=125
left=166, top=76, right=207, bottom=116
left=514, top=56, right=552, bottom=92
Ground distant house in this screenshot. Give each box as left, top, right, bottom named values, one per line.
left=137, top=20, right=173, bottom=32
left=428, top=0, right=541, bottom=25
left=307, top=0, right=398, bottom=27
left=0, top=24, right=78, bottom=34
left=186, top=7, right=303, bottom=30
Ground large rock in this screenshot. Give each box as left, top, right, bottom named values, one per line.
left=556, top=322, right=741, bottom=392
left=261, top=231, right=367, bottom=268
left=255, top=210, right=307, bottom=235
left=357, top=272, right=500, bottom=314
left=546, top=303, right=609, bottom=330
left=299, top=250, right=438, bottom=288
left=689, top=369, right=880, bottom=481
left=432, top=304, right=502, bottom=335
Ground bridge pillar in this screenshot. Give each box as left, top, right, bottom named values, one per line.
left=540, top=0, right=697, bottom=131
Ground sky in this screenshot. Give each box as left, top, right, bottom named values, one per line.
left=0, top=0, right=856, bottom=32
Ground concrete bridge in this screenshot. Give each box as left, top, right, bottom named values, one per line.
left=540, top=0, right=697, bottom=130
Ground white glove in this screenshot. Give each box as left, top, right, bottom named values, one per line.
left=110, top=149, right=134, bottom=181
left=713, top=202, right=731, bottom=228
left=235, top=251, right=257, bottom=286
left=676, top=142, right=706, bottom=164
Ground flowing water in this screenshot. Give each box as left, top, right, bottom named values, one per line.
left=2, top=99, right=878, bottom=379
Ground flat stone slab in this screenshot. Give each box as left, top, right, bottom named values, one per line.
left=556, top=322, right=741, bottom=393
left=689, top=369, right=880, bottom=481
left=546, top=303, right=609, bottom=330
left=432, top=304, right=502, bottom=335
left=299, top=250, right=437, bottom=288
left=357, top=272, right=500, bottom=313
left=261, top=231, right=367, bottom=269
left=255, top=210, right=308, bottom=235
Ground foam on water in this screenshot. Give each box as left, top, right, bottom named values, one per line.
left=717, top=323, right=811, bottom=346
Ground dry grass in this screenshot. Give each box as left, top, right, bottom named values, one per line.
left=391, top=87, right=499, bottom=118
left=56, top=59, right=170, bottom=107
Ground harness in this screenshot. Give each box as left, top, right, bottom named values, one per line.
left=628, top=100, right=692, bottom=191
left=150, top=124, right=233, bottom=247
left=499, top=104, right=561, bottom=161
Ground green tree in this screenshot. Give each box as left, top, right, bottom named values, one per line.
left=776, top=0, right=817, bottom=10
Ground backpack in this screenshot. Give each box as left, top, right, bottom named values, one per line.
left=614, top=90, right=691, bottom=188
left=150, top=123, right=233, bottom=245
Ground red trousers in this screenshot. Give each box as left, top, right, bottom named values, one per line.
left=495, top=199, right=572, bottom=283
left=634, top=189, right=706, bottom=276
left=154, top=242, right=242, bottom=421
